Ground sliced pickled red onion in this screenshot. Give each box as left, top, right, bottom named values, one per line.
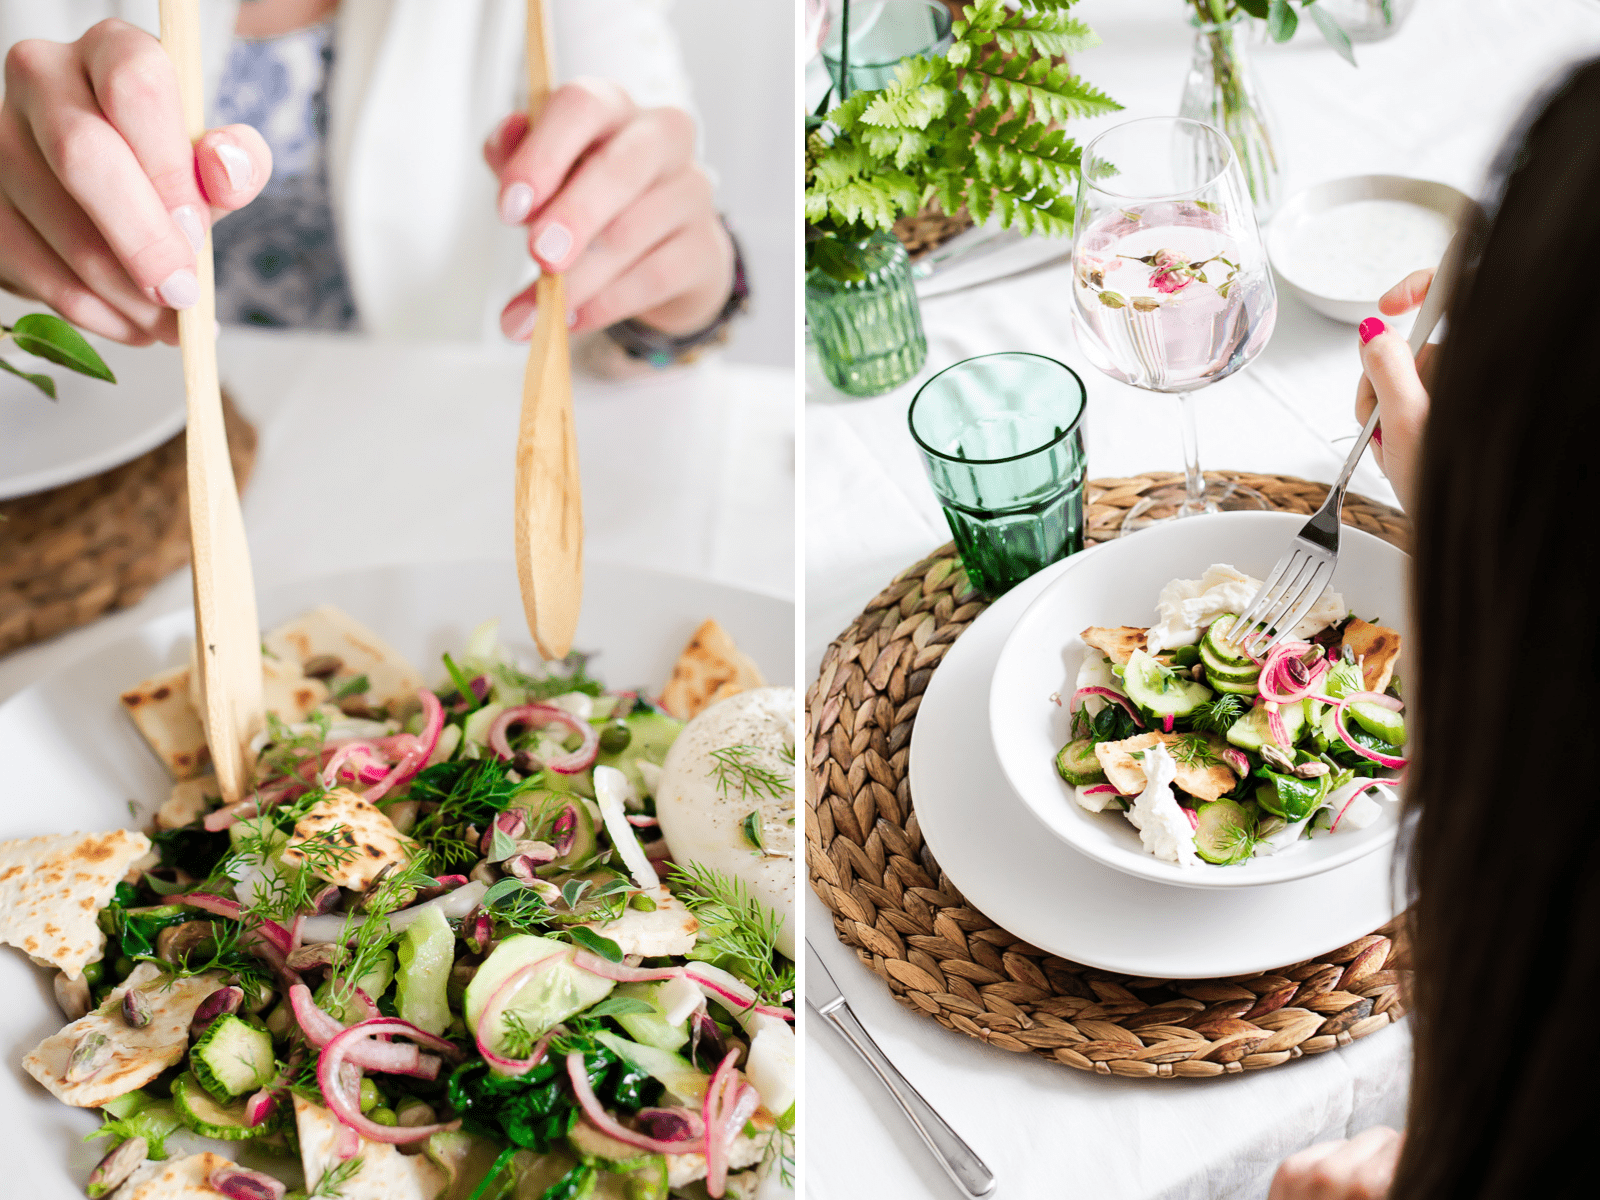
left=1068, top=687, right=1145, bottom=728
left=566, top=1051, right=707, bottom=1156
left=487, top=704, right=600, bottom=773
left=317, top=1021, right=461, bottom=1144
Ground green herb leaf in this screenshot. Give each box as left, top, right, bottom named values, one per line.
left=584, top=995, right=656, bottom=1018
left=708, top=744, right=793, bottom=805
left=1306, top=0, right=1357, bottom=65
left=1267, top=0, right=1298, bottom=41
left=567, top=925, right=625, bottom=963
left=9, top=313, right=116, bottom=382
left=332, top=673, right=370, bottom=700
left=742, top=810, right=764, bottom=850
left=441, top=652, right=479, bottom=711
left=560, top=878, right=592, bottom=910
left=1191, top=693, right=1248, bottom=736
left=0, top=356, right=58, bottom=399
left=487, top=826, right=516, bottom=864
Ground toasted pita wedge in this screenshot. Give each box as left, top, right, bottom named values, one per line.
left=1339, top=618, right=1402, bottom=695
left=187, top=646, right=327, bottom=724
left=1081, top=627, right=1150, bottom=665
left=295, top=1097, right=447, bottom=1200
left=659, top=619, right=765, bottom=720
left=120, top=667, right=210, bottom=780
left=23, top=963, right=225, bottom=1107
left=0, top=829, right=151, bottom=978
left=280, top=787, right=416, bottom=891
left=265, top=605, right=424, bottom=708
left=1095, top=732, right=1236, bottom=802
left=591, top=886, right=699, bottom=957
left=112, top=1152, right=234, bottom=1200
left=156, top=776, right=223, bottom=832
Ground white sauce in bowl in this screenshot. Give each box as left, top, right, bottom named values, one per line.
left=1275, top=199, right=1453, bottom=301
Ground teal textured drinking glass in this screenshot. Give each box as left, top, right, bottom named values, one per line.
left=806, top=231, right=927, bottom=397
left=822, top=0, right=954, bottom=95
left=909, top=352, right=1089, bottom=597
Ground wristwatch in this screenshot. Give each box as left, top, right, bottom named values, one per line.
left=603, top=228, right=749, bottom=369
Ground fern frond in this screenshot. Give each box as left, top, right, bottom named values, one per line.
left=858, top=58, right=950, bottom=130
left=961, top=50, right=1122, bottom=124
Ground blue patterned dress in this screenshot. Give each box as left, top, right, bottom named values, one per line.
left=211, top=21, right=360, bottom=331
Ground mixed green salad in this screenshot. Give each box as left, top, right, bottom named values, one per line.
left=1055, top=605, right=1406, bottom=868
left=27, top=623, right=795, bottom=1200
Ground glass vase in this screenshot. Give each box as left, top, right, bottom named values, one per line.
left=1317, top=0, right=1418, bottom=42
left=806, top=231, right=927, bottom=398
left=1179, top=15, right=1282, bottom=220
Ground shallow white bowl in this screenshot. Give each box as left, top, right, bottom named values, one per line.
left=0, top=560, right=793, bottom=1199
left=988, top=511, right=1409, bottom=890
left=1268, top=174, right=1469, bottom=325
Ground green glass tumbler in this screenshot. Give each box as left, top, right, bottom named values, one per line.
left=909, top=352, right=1089, bottom=597
left=822, top=0, right=954, bottom=95
left=806, top=231, right=928, bottom=398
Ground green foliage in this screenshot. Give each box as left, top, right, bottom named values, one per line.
left=404, top=757, right=523, bottom=868
left=1196, top=0, right=1356, bottom=66
left=0, top=312, right=116, bottom=400
left=1190, top=693, right=1249, bottom=736
left=672, top=862, right=794, bottom=1006
left=806, top=0, right=1121, bottom=278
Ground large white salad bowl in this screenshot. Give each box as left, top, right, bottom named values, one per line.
left=988, top=510, right=1410, bottom=890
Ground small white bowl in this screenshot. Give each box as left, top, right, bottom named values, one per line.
left=987, top=511, right=1410, bottom=890
left=1268, top=174, right=1470, bottom=325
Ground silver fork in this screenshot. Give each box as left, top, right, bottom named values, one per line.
left=1227, top=229, right=1467, bottom=657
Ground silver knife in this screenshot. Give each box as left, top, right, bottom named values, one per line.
left=806, top=940, right=997, bottom=1197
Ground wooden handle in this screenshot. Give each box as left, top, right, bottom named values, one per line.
left=161, top=0, right=264, bottom=803
left=513, top=0, right=583, bottom=660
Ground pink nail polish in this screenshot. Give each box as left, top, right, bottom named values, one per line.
left=1359, top=317, right=1385, bottom=345
left=503, top=303, right=537, bottom=342
left=500, top=182, right=534, bottom=225
left=536, top=224, right=573, bottom=265
left=1372, top=425, right=1384, bottom=447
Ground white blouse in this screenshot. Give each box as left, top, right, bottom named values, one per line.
left=0, top=0, right=694, bottom=342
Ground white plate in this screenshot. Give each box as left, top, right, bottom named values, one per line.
left=911, top=537, right=1403, bottom=979
left=0, top=302, right=185, bottom=500
left=1266, top=174, right=1469, bottom=326
left=0, top=559, right=794, bottom=1199
left=988, top=512, right=1409, bottom=889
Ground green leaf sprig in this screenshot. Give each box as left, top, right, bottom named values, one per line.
left=0, top=313, right=116, bottom=401
left=806, top=0, right=1123, bottom=279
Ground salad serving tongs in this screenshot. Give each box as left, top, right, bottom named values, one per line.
left=160, top=0, right=264, bottom=805
left=513, top=0, right=584, bottom=660
left=1227, top=225, right=1471, bottom=658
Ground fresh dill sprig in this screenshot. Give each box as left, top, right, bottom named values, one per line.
left=1190, top=693, right=1248, bottom=736
left=708, top=744, right=793, bottom=806
left=1170, top=733, right=1222, bottom=771
left=671, top=862, right=793, bottom=1006
left=256, top=711, right=332, bottom=784
left=499, top=1009, right=539, bottom=1059
left=233, top=829, right=360, bottom=927
left=307, top=1155, right=365, bottom=1198
left=133, top=919, right=271, bottom=999
left=327, top=850, right=438, bottom=1007
left=761, top=1116, right=796, bottom=1190
left=404, top=758, right=522, bottom=868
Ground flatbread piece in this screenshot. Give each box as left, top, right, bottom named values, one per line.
left=1095, top=731, right=1237, bottom=802
left=265, top=604, right=424, bottom=708
left=295, top=1097, right=447, bottom=1200
left=659, top=619, right=765, bottom=720
left=1338, top=618, right=1402, bottom=695
left=120, top=667, right=210, bottom=780
left=0, top=829, right=151, bottom=977
left=1081, top=627, right=1150, bottom=665
left=280, top=787, right=416, bottom=891
left=113, top=1152, right=233, bottom=1200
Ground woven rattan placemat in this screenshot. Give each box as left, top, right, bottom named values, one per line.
left=805, top=471, right=1413, bottom=1078
left=1, top=390, right=257, bottom=656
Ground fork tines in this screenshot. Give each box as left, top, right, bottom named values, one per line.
left=1223, top=542, right=1337, bottom=658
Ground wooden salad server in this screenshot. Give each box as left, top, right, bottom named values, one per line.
left=161, top=0, right=265, bottom=804
left=514, top=0, right=584, bottom=661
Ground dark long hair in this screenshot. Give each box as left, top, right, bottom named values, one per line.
left=1393, top=58, right=1600, bottom=1199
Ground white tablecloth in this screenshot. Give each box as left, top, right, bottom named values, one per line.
left=0, top=330, right=794, bottom=706
left=804, top=2, right=1600, bottom=1197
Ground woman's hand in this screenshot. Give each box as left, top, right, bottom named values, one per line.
left=484, top=79, right=734, bottom=342
left=1268, top=1126, right=1403, bottom=1200
left=1355, top=268, right=1440, bottom=513
left=0, top=20, right=272, bottom=346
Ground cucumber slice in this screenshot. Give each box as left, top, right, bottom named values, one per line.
left=1194, top=799, right=1256, bottom=865
left=1199, top=641, right=1259, bottom=683
left=1202, top=617, right=1256, bottom=669
left=1206, top=674, right=1261, bottom=695
left=594, top=1031, right=708, bottom=1106
left=613, top=982, right=690, bottom=1053
left=1225, top=702, right=1306, bottom=751
left=595, top=711, right=684, bottom=797
left=1349, top=702, right=1405, bottom=747
left=396, top=903, right=454, bottom=1036
left=514, top=791, right=600, bottom=870
left=1053, top=739, right=1105, bottom=787
left=171, top=1073, right=275, bottom=1140
left=463, top=935, right=614, bottom=1052
left=1122, top=650, right=1212, bottom=720
left=189, top=1014, right=273, bottom=1100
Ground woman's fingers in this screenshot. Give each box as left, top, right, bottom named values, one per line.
left=81, top=19, right=208, bottom=251
left=571, top=219, right=730, bottom=335
left=521, top=106, right=696, bottom=273
left=0, top=189, right=150, bottom=344
left=7, top=27, right=199, bottom=307
left=560, top=167, right=715, bottom=313
left=1378, top=266, right=1433, bottom=316
left=0, top=103, right=174, bottom=335
left=196, top=125, right=272, bottom=216
left=492, top=78, right=636, bottom=228
left=1268, top=1127, right=1402, bottom=1200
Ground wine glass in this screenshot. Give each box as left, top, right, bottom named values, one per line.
left=1071, top=116, right=1278, bottom=534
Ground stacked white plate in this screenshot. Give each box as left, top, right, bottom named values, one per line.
left=910, top=511, right=1408, bottom=979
